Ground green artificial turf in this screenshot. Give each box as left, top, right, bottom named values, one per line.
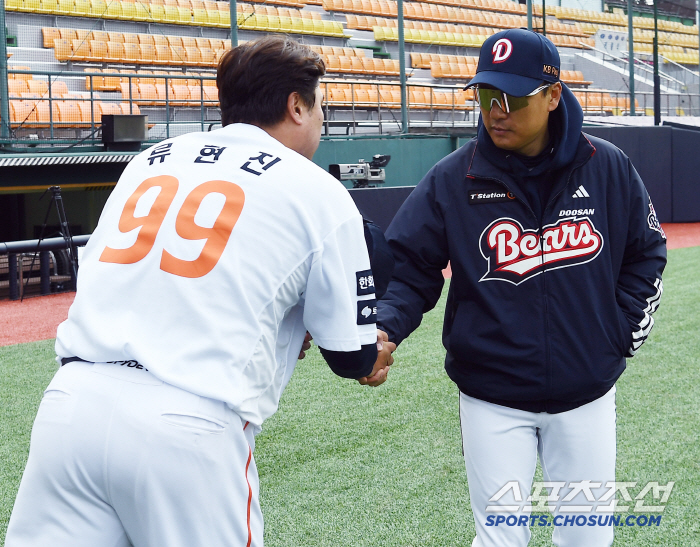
left=1, top=246, right=698, bottom=546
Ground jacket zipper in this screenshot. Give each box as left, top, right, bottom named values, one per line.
left=470, top=150, right=594, bottom=409
left=538, top=153, right=595, bottom=410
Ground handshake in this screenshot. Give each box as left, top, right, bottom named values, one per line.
left=298, top=329, right=396, bottom=387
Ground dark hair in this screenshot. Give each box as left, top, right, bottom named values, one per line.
left=217, top=35, right=326, bottom=127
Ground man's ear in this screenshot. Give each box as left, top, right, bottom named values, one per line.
left=548, top=82, right=562, bottom=112
left=286, top=92, right=305, bottom=126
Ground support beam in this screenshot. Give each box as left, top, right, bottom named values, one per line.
left=397, top=0, right=408, bottom=133
left=229, top=0, right=238, bottom=47
left=653, top=0, right=660, bottom=125
left=0, top=0, right=11, bottom=143
left=628, top=0, right=635, bottom=115
left=527, top=0, right=532, bottom=31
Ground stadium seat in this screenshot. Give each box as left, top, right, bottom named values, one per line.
left=149, top=4, right=166, bottom=21
left=39, top=0, right=59, bottom=14
left=24, top=0, right=41, bottom=11
left=139, top=43, right=157, bottom=64
left=8, top=79, right=29, bottom=96
left=170, top=84, right=191, bottom=106
left=199, top=48, right=216, bottom=66
left=35, top=100, right=60, bottom=127
left=27, top=79, right=49, bottom=95
left=84, top=68, right=103, bottom=91
left=56, top=101, right=82, bottom=126
left=55, top=0, right=78, bottom=16
left=10, top=101, right=37, bottom=126
left=123, top=43, right=140, bottom=63
left=59, top=28, right=77, bottom=41
left=170, top=45, right=187, bottom=65
left=42, top=27, right=61, bottom=49
left=184, top=47, right=201, bottom=66
left=134, top=2, right=150, bottom=20
left=120, top=82, right=140, bottom=103
left=96, top=102, right=123, bottom=122
left=154, top=44, right=172, bottom=64
left=71, top=39, right=89, bottom=61
left=89, top=0, right=106, bottom=15
left=106, top=42, right=126, bottom=63
left=120, top=0, right=136, bottom=19
left=92, top=30, right=108, bottom=42
left=202, top=85, right=218, bottom=105
left=137, top=83, right=157, bottom=105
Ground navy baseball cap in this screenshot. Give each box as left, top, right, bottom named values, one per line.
left=465, top=29, right=560, bottom=96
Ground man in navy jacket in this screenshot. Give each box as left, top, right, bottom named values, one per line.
left=378, top=29, right=666, bottom=547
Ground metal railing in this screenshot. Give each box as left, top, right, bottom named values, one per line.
left=0, top=234, right=90, bottom=300
left=4, top=68, right=700, bottom=149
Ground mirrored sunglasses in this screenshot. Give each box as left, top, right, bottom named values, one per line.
left=476, top=85, right=551, bottom=114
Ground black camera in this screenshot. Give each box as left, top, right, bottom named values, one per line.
left=329, top=154, right=391, bottom=188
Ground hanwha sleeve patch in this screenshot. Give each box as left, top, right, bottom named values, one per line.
left=357, top=298, right=378, bottom=325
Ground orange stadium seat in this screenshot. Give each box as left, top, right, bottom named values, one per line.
left=28, top=80, right=49, bottom=95
left=56, top=101, right=82, bottom=126
left=8, top=79, right=29, bottom=96
left=154, top=44, right=172, bottom=64
left=170, top=45, right=187, bottom=65
left=42, top=27, right=61, bottom=48
left=35, top=100, right=60, bottom=127
left=139, top=43, right=157, bottom=64
left=71, top=39, right=89, bottom=61
left=199, top=48, right=216, bottom=66
left=106, top=42, right=126, bottom=63
left=10, top=101, right=37, bottom=127
left=88, top=40, right=107, bottom=62
left=137, top=83, right=158, bottom=105
left=123, top=43, right=140, bottom=62
left=170, top=84, right=191, bottom=106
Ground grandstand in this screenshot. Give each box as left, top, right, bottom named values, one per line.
left=2, top=0, right=700, bottom=147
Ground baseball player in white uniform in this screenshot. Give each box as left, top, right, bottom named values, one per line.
left=6, top=36, right=395, bottom=547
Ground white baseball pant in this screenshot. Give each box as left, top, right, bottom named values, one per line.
left=459, top=387, right=616, bottom=547
left=6, top=360, right=263, bottom=547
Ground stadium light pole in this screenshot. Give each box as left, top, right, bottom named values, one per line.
left=628, top=0, right=635, bottom=115
left=229, top=0, right=238, bottom=47
left=653, top=0, right=660, bottom=125
left=397, top=0, right=408, bottom=133
left=0, top=0, right=12, bottom=143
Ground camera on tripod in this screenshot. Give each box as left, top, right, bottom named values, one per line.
left=329, top=154, right=391, bottom=188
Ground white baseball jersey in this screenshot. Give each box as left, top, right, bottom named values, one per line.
left=56, top=123, right=377, bottom=426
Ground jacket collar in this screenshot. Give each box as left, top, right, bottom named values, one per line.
left=465, top=84, right=595, bottom=211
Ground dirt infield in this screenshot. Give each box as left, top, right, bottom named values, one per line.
left=0, top=292, right=74, bottom=347
left=1, top=223, right=698, bottom=347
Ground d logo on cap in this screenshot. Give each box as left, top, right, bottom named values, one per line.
left=492, top=38, right=513, bottom=64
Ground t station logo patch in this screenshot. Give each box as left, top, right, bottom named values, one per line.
left=479, top=217, right=604, bottom=285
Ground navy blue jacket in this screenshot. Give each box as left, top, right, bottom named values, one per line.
left=377, top=85, right=667, bottom=413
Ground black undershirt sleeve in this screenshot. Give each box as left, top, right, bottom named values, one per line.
left=319, top=343, right=377, bottom=379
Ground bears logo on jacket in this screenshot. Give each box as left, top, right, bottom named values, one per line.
left=479, top=217, right=604, bottom=285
